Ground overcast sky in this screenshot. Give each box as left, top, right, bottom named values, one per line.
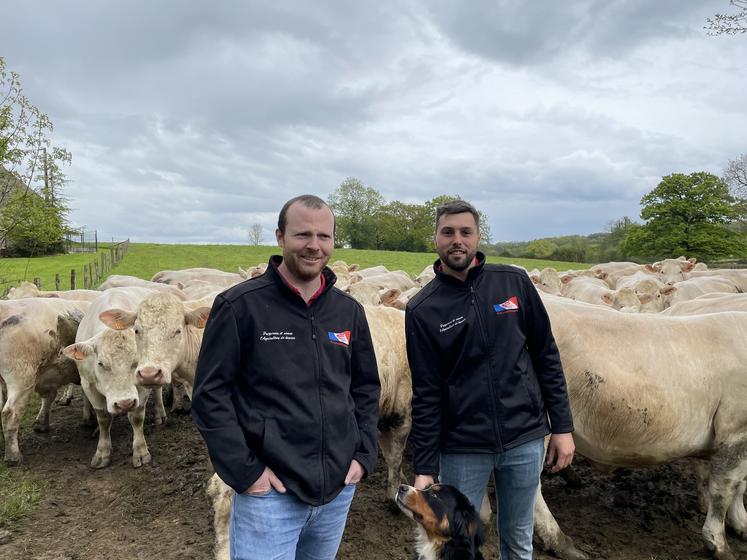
left=3, top=1, right=746, bottom=244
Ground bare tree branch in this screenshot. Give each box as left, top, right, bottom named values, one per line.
left=706, top=0, right=747, bottom=35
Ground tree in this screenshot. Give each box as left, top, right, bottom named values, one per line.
left=724, top=153, right=747, bottom=198
left=249, top=223, right=263, bottom=246
left=706, top=0, right=747, bottom=34
left=328, top=177, right=384, bottom=248
left=1, top=57, right=71, bottom=255
left=525, top=239, right=558, bottom=259
left=621, top=172, right=746, bottom=261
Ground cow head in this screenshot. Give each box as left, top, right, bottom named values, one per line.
left=100, top=293, right=210, bottom=387
left=63, top=329, right=141, bottom=415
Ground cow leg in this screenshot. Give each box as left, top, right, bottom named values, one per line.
left=91, top=409, right=113, bottom=469
left=80, top=391, right=95, bottom=428
left=206, top=474, right=233, bottom=560
left=56, top=383, right=75, bottom=405
left=128, top=404, right=151, bottom=468
left=726, top=480, right=747, bottom=540
left=701, top=442, right=747, bottom=560
left=533, top=484, right=588, bottom=560
left=170, top=378, right=191, bottom=414
left=1, top=374, right=34, bottom=465
left=693, top=459, right=710, bottom=514
left=33, top=394, right=54, bottom=433
left=152, top=386, right=167, bottom=426
left=378, top=413, right=411, bottom=505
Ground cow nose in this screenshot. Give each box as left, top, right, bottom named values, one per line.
left=114, top=399, right=137, bottom=412
left=137, top=366, right=163, bottom=385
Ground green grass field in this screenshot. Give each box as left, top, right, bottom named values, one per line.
left=0, top=243, right=592, bottom=293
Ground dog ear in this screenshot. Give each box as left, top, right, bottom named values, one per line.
left=446, top=504, right=486, bottom=557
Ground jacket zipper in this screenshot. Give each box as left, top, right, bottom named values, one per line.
left=469, top=284, right=503, bottom=451
left=310, top=310, right=326, bottom=501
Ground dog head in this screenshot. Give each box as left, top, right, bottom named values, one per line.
left=396, top=483, right=485, bottom=559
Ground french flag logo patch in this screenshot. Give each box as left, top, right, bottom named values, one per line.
left=328, top=330, right=351, bottom=346
left=494, top=296, right=519, bottom=314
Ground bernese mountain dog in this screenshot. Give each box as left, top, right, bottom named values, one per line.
left=396, top=483, right=485, bottom=560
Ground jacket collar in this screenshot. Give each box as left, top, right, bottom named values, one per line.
left=266, top=255, right=337, bottom=303
left=433, top=251, right=486, bottom=287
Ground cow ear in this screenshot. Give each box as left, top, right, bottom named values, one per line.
left=561, top=275, right=573, bottom=285
left=238, top=266, right=248, bottom=279
left=596, top=271, right=608, bottom=281
left=348, top=264, right=360, bottom=272
left=687, top=257, right=697, bottom=264
left=186, top=307, right=211, bottom=329
left=530, top=275, right=540, bottom=285
left=380, top=288, right=400, bottom=306
left=637, top=293, right=654, bottom=304
left=99, top=309, right=137, bottom=330
left=661, top=285, right=677, bottom=296
left=63, top=342, right=93, bottom=361
left=644, top=264, right=656, bottom=273
left=683, top=261, right=695, bottom=272
left=601, top=293, right=613, bottom=305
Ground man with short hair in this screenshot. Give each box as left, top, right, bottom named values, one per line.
left=192, top=194, right=380, bottom=560
left=406, top=200, right=574, bottom=560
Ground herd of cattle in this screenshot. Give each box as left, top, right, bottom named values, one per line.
left=1, top=256, right=747, bottom=560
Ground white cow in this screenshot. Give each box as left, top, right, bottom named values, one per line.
left=99, top=292, right=211, bottom=399
left=560, top=276, right=646, bottom=312
left=62, top=287, right=162, bottom=468
left=661, top=293, right=747, bottom=316
left=98, top=275, right=187, bottom=299
left=533, top=296, right=747, bottom=560
left=346, top=282, right=400, bottom=306
left=0, top=298, right=90, bottom=464
left=6, top=282, right=101, bottom=301
left=151, top=268, right=243, bottom=287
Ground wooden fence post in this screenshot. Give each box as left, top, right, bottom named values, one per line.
left=33, top=277, right=41, bottom=289
left=94, top=259, right=99, bottom=284
left=83, top=266, right=88, bottom=289
left=55, top=274, right=60, bottom=290
left=71, top=269, right=77, bottom=290
left=101, top=253, right=105, bottom=275
left=110, top=247, right=115, bottom=267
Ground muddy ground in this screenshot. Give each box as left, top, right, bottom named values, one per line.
left=1, top=390, right=746, bottom=560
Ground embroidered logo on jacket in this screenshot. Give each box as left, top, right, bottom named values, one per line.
left=328, top=330, right=351, bottom=346
left=493, top=296, right=519, bottom=314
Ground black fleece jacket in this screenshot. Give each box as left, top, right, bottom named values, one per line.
left=191, top=257, right=380, bottom=505
left=406, top=253, right=574, bottom=475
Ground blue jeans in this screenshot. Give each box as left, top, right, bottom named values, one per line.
left=440, top=437, right=545, bottom=560
left=230, top=484, right=355, bottom=560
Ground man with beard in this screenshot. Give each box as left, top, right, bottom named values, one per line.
left=192, top=195, right=380, bottom=560
left=405, top=200, right=575, bottom=560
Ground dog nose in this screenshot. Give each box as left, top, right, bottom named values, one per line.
left=399, top=484, right=409, bottom=492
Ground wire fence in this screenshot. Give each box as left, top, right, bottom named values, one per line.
left=0, top=239, right=129, bottom=297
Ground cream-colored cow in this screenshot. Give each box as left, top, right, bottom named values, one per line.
left=100, top=292, right=211, bottom=399
left=63, top=287, right=163, bottom=469
left=532, top=295, right=747, bottom=560
left=0, top=298, right=90, bottom=464
left=6, top=281, right=101, bottom=302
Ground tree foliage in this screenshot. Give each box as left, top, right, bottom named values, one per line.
left=1, top=56, right=71, bottom=256
left=706, top=0, right=747, bottom=35
left=621, top=172, right=745, bottom=261
left=327, top=179, right=492, bottom=252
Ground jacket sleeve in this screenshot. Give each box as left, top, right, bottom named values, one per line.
left=522, top=279, right=575, bottom=434
left=406, top=305, right=443, bottom=475
left=191, top=295, right=265, bottom=493
left=349, top=305, right=381, bottom=477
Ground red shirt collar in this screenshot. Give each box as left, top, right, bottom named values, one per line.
left=278, top=270, right=326, bottom=307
